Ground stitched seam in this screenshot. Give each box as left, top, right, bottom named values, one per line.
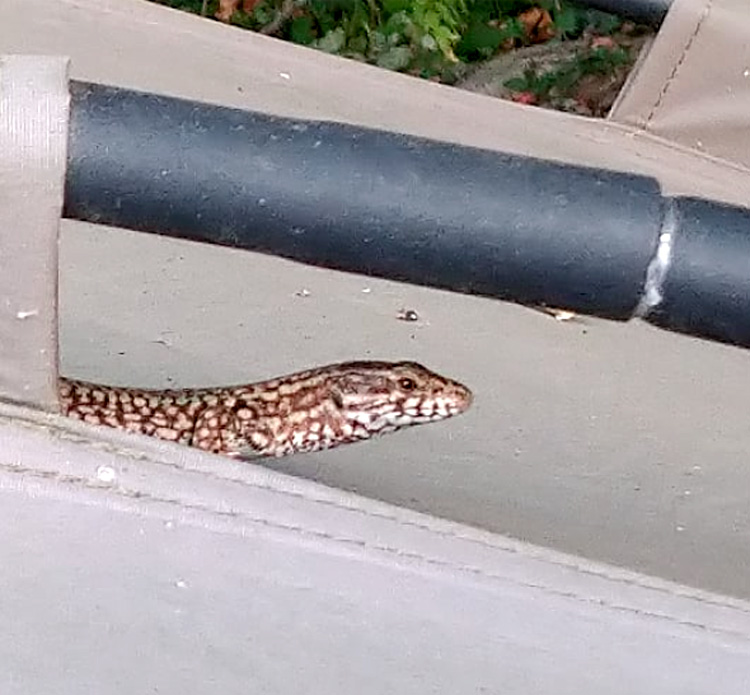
left=644, top=0, right=714, bottom=127
left=3, top=410, right=749, bottom=613
left=5, top=461, right=750, bottom=638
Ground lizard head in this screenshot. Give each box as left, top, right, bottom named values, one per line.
left=326, top=360, right=473, bottom=430
left=230, top=360, right=472, bottom=459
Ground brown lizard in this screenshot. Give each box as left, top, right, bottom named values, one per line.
left=59, top=361, right=472, bottom=459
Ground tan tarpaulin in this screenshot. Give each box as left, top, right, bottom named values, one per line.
left=613, top=0, right=750, bottom=170
left=1, top=0, right=750, bottom=692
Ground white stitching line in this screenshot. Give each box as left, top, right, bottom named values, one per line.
left=4, top=460, right=750, bottom=639
left=644, top=0, right=714, bottom=127
left=3, top=409, right=750, bottom=615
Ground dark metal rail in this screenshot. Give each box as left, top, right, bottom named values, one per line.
left=64, top=82, right=750, bottom=349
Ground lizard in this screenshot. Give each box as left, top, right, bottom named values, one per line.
left=59, top=360, right=472, bottom=459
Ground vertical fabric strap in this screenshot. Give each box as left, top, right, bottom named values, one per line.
left=0, top=55, right=69, bottom=410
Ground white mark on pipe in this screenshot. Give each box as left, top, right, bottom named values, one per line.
left=633, top=199, right=677, bottom=318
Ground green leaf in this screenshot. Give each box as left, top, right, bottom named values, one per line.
left=382, top=0, right=410, bottom=13
left=315, top=27, right=347, bottom=54
left=586, top=9, right=622, bottom=35
left=348, top=34, right=369, bottom=53
left=503, top=17, right=527, bottom=42
left=552, top=6, right=581, bottom=39
left=289, top=16, right=316, bottom=45
left=456, top=22, right=504, bottom=58
left=375, top=45, right=413, bottom=70
left=382, top=10, right=410, bottom=36
left=420, top=33, right=438, bottom=51
left=504, top=76, right=530, bottom=91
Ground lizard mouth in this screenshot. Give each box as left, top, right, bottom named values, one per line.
left=351, top=382, right=473, bottom=430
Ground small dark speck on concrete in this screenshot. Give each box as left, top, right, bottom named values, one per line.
left=398, top=308, right=419, bottom=322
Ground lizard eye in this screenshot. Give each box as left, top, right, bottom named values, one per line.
left=399, top=377, right=416, bottom=391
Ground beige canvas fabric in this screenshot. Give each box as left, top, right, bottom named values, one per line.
left=2, top=0, right=750, bottom=623
left=2, top=2, right=750, bottom=690
left=3, top=395, right=750, bottom=694
left=0, top=56, right=67, bottom=410
left=613, top=0, right=750, bottom=171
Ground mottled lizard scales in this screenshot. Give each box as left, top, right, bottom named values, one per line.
left=59, top=361, right=472, bottom=459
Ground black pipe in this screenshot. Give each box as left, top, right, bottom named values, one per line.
left=647, top=199, right=750, bottom=347
left=64, top=81, right=663, bottom=320
left=571, top=0, right=670, bottom=25
left=63, top=82, right=750, bottom=349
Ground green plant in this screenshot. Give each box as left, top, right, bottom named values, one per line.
left=286, top=0, right=473, bottom=76
left=455, top=1, right=622, bottom=61
left=147, top=0, right=633, bottom=108
left=504, top=42, right=630, bottom=102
